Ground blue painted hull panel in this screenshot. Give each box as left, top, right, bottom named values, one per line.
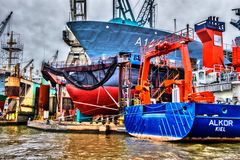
left=67, top=21, right=203, bottom=59
left=124, top=103, right=240, bottom=141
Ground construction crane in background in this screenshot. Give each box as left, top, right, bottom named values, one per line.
left=113, top=0, right=136, bottom=22
left=23, top=59, right=34, bottom=80
left=136, top=0, right=156, bottom=28
left=64, top=0, right=86, bottom=46
left=113, top=0, right=156, bottom=28
left=230, top=8, right=240, bottom=30
left=52, top=50, right=59, bottom=63
left=23, top=59, right=34, bottom=73
left=70, top=0, right=87, bottom=21
left=0, top=11, right=13, bottom=37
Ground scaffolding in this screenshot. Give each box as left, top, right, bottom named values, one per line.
left=0, top=31, right=23, bottom=73
left=118, top=52, right=132, bottom=109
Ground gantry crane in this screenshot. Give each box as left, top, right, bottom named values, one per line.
left=136, top=25, right=214, bottom=104
left=0, top=11, right=13, bottom=37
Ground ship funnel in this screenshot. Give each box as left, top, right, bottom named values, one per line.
left=195, top=17, right=225, bottom=68
left=232, top=46, right=240, bottom=72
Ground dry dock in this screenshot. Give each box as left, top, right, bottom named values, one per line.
left=27, top=120, right=126, bottom=134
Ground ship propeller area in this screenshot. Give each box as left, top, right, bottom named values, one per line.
left=41, top=56, right=118, bottom=90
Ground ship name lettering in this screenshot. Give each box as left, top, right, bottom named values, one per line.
left=215, top=127, right=225, bottom=132
left=208, top=120, right=233, bottom=127
left=135, top=37, right=154, bottom=47
left=144, top=38, right=148, bottom=46
left=135, top=37, right=142, bottom=46
left=149, top=39, right=155, bottom=45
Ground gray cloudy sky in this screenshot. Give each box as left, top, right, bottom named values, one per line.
left=0, top=0, right=239, bottom=68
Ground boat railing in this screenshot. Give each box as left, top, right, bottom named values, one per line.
left=142, top=26, right=194, bottom=54
left=152, top=57, right=184, bottom=69
left=50, top=56, right=117, bottom=69
left=213, top=64, right=235, bottom=73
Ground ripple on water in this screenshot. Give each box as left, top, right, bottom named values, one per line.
left=0, top=126, right=240, bottom=159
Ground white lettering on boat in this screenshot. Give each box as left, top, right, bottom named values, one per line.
left=215, top=127, right=225, bottom=132
left=144, top=38, right=148, bottom=46
left=209, top=120, right=233, bottom=127
left=135, top=37, right=155, bottom=47
left=135, top=37, right=142, bottom=46
left=209, top=120, right=233, bottom=132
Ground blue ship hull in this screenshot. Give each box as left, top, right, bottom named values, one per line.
left=67, top=21, right=203, bottom=60
left=124, top=103, right=240, bottom=141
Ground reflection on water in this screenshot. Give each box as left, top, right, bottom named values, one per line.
left=0, top=126, right=240, bottom=159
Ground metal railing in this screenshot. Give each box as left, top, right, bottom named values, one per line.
left=49, top=56, right=117, bottom=69
left=142, top=26, right=194, bottom=54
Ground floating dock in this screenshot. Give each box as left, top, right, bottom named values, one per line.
left=27, top=120, right=126, bottom=134
left=0, top=121, right=26, bottom=126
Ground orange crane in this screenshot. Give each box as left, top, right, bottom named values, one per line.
left=136, top=25, right=214, bottom=104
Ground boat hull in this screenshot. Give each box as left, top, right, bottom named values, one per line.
left=67, top=21, right=202, bottom=59
left=66, top=84, right=119, bottom=116
left=124, top=103, right=240, bottom=141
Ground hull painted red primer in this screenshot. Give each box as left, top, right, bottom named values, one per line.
left=66, top=84, right=119, bottom=115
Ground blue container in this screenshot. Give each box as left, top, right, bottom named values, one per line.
left=76, top=109, right=92, bottom=122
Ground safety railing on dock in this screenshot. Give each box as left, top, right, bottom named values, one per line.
left=213, top=64, right=234, bottom=73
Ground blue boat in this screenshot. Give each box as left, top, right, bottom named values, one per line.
left=124, top=103, right=240, bottom=141
left=67, top=20, right=203, bottom=61
left=123, top=15, right=240, bottom=141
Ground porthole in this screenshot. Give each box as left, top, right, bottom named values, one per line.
left=222, top=107, right=227, bottom=114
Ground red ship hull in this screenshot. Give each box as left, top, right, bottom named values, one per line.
left=66, top=84, right=119, bottom=116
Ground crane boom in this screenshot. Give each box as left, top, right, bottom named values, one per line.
left=136, top=0, right=155, bottom=27
left=23, top=59, right=34, bottom=73
left=113, top=0, right=136, bottom=22
left=0, top=11, right=13, bottom=37
left=52, top=50, right=59, bottom=63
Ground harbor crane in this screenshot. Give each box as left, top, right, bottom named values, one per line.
left=0, top=11, right=13, bottom=37
left=23, top=59, right=34, bottom=73
left=23, top=59, right=34, bottom=80
left=69, top=0, right=86, bottom=21
left=52, top=50, right=59, bottom=63
left=136, top=0, right=156, bottom=27
left=113, top=0, right=156, bottom=27
left=113, top=0, right=136, bottom=22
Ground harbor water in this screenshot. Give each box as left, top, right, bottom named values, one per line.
left=0, top=126, right=240, bottom=159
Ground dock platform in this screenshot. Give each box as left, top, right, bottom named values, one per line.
left=0, top=121, right=26, bottom=126
left=27, top=120, right=127, bottom=134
